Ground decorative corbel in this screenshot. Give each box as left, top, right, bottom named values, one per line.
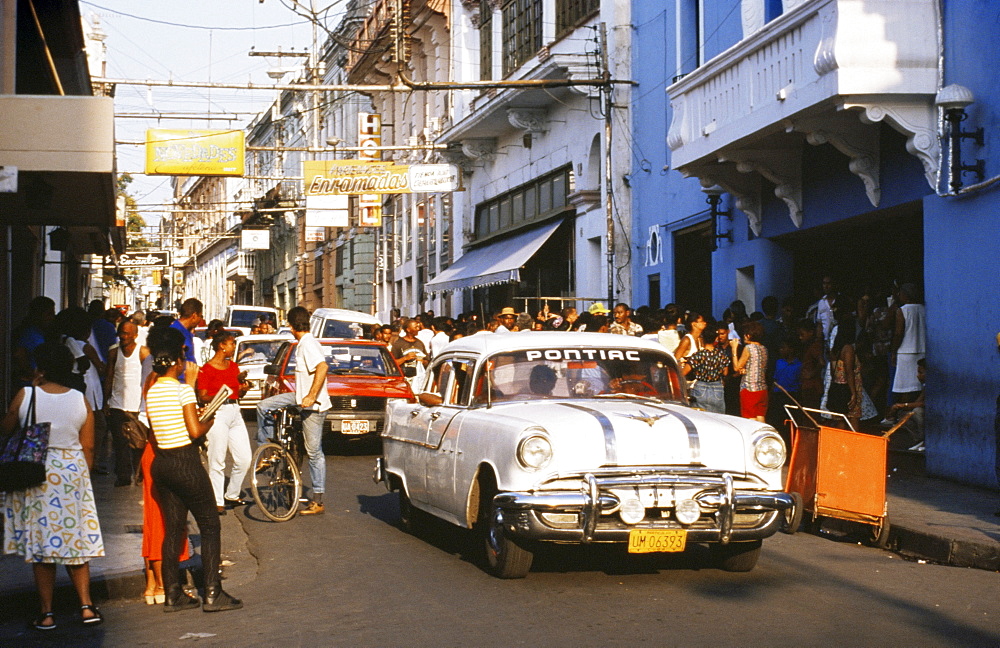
left=666, top=98, right=686, bottom=151
left=723, top=140, right=804, bottom=228
left=460, top=138, right=497, bottom=162
left=846, top=100, right=939, bottom=190
left=794, top=112, right=881, bottom=207
left=506, top=108, right=549, bottom=134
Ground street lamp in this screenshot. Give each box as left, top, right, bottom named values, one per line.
left=935, top=84, right=984, bottom=192
left=702, top=185, right=732, bottom=251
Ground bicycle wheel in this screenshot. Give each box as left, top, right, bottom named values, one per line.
left=250, top=442, right=302, bottom=522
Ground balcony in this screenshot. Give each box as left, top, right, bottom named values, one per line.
left=226, top=250, right=256, bottom=281
left=666, top=0, right=940, bottom=234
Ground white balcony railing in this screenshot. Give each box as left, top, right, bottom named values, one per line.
left=226, top=250, right=256, bottom=281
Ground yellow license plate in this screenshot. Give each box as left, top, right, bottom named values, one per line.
left=627, top=529, right=687, bottom=553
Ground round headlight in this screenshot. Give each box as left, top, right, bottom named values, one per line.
left=619, top=498, right=646, bottom=525
left=754, top=434, right=786, bottom=470
left=517, top=433, right=553, bottom=470
left=675, top=499, right=701, bottom=525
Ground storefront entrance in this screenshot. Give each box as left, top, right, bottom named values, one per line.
left=774, top=201, right=924, bottom=310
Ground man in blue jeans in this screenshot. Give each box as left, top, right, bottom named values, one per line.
left=256, top=306, right=331, bottom=515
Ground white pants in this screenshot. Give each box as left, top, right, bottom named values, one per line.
left=206, top=402, right=252, bottom=506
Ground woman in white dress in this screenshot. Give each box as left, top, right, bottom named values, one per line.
left=2, top=342, right=105, bottom=630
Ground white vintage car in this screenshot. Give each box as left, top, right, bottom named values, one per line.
left=374, top=331, right=796, bottom=578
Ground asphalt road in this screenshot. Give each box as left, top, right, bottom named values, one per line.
left=4, top=439, right=1000, bottom=647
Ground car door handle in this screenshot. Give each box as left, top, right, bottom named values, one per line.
left=429, top=412, right=441, bottom=421
left=409, top=409, right=421, bottom=418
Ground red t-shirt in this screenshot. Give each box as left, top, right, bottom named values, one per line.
left=196, top=361, right=240, bottom=401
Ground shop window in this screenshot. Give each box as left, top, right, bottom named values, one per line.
left=473, top=166, right=573, bottom=241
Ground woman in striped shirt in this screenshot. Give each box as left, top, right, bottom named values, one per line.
left=146, top=327, right=242, bottom=613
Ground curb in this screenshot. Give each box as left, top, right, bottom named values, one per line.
left=0, top=569, right=147, bottom=621
left=892, top=524, right=1000, bottom=571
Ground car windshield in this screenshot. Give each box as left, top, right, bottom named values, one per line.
left=236, top=340, right=286, bottom=365
left=473, top=348, right=684, bottom=405
left=285, top=343, right=399, bottom=377
left=231, top=309, right=276, bottom=328
left=320, top=319, right=368, bottom=339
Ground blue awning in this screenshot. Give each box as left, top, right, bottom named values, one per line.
left=425, top=220, right=562, bottom=293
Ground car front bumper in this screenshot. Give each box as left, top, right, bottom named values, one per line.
left=493, top=470, right=796, bottom=545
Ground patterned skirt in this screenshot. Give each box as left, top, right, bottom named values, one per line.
left=2, top=447, right=105, bottom=565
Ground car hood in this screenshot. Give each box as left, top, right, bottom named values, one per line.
left=492, top=398, right=761, bottom=473
left=324, top=375, right=412, bottom=398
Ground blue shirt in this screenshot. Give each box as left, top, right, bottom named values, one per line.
left=170, top=319, right=197, bottom=381
left=92, top=318, right=118, bottom=362
left=773, top=358, right=802, bottom=394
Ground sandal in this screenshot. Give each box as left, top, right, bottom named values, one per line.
left=32, top=611, right=57, bottom=631
left=80, top=604, right=103, bottom=626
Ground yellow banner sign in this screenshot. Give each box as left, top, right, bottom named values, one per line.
left=145, top=129, right=245, bottom=176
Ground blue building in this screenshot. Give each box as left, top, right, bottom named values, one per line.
left=630, top=0, right=1000, bottom=488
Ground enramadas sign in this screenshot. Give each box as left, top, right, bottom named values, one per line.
left=106, top=251, right=171, bottom=268
left=303, top=160, right=463, bottom=195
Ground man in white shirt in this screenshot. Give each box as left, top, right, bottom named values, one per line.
left=429, top=317, right=452, bottom=359
left=256, top=306, right=331, bottom=515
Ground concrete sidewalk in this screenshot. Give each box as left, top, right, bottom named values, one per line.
left=2, top=450, right=998, bottom=617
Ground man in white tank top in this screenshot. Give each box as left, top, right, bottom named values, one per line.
left=104, top=320, right=149, bottom=486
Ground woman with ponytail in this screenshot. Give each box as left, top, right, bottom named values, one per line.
left=145, top=327, right=242, bottom=613
left=137, top=321, right=190, bottom=605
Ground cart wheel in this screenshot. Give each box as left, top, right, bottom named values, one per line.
left=781, top=492, right=804, bottom=535
left=867, top=516, right=891, bottom=549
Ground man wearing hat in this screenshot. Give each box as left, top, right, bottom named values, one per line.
left=496, top=307, right=518, bottom=333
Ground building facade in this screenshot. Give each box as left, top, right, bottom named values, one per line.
left=630, top=0, right=1000, bottom=488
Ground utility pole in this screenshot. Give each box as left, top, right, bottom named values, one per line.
left=600, top=23, right=615, bottom=310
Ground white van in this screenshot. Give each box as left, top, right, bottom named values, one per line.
left=309, top=307, right=381, bottom=339
left=224, top=305, right=280, bottom=335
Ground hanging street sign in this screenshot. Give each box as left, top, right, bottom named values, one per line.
left=302, top=160, right=463, bottom=196
left=105, top=250, right=171, bottom=267
left=145, top=129, right=245, bottom=176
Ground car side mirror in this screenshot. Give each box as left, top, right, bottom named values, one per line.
left=263, top=365, right=278, bottom=376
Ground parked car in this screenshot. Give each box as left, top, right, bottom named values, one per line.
left=234, top=333, right=293, bottom=411
left=309, top=307, right=381, bottom=340
left=261, top=339, right=415, bottom=440
left=374, top=331, right=796, bottom=578
left=225, top=305, right=280, bottom=336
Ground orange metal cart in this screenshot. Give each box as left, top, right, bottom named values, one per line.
left=782, top=406, right=902, bottom=547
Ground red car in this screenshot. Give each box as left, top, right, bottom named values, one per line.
left=261, top=338, right=415, bottom=441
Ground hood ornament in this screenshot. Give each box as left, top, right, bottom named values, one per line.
left=620, top=410, right=671, bottom=427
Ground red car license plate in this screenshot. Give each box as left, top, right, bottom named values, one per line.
left=341, top=420, right=370, bottom=435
